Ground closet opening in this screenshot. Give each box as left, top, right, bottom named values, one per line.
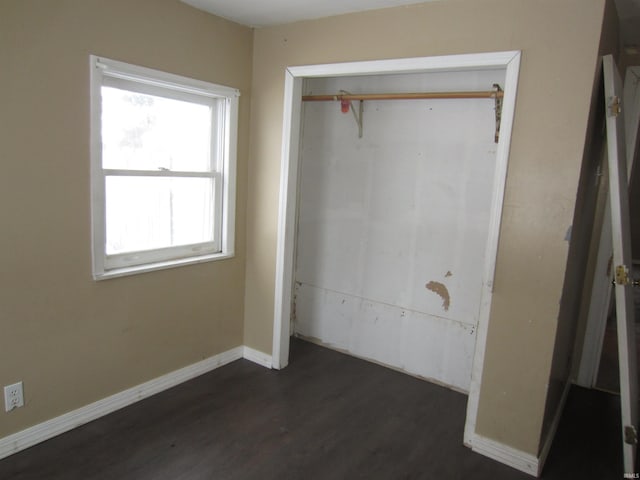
left=272, top=51, right=521, bottom=447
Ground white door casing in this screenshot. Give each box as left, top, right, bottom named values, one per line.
left=272, top=50, right=521, bottom=448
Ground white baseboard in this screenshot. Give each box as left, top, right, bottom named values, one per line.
left=465, top=381, right=571, bottom=477
left=469, top=434, right=539, bottom=477
left=243, top=346, right=273, bottom=368
left=0, top=344, right=273, bottom=461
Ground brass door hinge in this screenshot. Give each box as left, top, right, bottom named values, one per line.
left=612, top=265, right=640, bottom=286
left=609, top=96, right=622, bottom=117
left=625, top=425, right=637, bottom=445
left=615, top=265, right=630, bottom=285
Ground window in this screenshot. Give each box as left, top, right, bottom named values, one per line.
left=90, top=56, right=239, bottom=279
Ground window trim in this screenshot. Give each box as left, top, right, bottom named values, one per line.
left=90, top=55, right=239, bottom=280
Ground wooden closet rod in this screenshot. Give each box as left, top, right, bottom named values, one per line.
left=302, top=90, right=504, bottom=102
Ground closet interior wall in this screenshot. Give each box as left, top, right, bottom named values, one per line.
left=294, top=68, right=506, bottom=391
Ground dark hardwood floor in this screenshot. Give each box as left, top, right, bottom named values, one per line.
left=0, top=338, right=629, bottom=479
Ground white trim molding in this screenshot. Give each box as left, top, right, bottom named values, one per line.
left=468, top=380, right=570, bottom=478
left=89, top=55, right=239, bottom=280
left=470, top=434, right=539, bottom=477
left=243, top=346, right=274, bottom=369
left=0, top=345, right=272, bottom=461
left=462, top=50, right=521, bottom=446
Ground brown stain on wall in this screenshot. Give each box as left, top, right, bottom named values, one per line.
left=426, top=281, right=451, bottom=311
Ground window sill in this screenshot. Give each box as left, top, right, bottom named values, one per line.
left=93, top=251, right=235, bottom=281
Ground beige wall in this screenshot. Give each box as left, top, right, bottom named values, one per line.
left=0, top=0, right=252, bottom=438
left=245, top=0, right=608, bottom=455
left=0, top=0, right=616, bottom=462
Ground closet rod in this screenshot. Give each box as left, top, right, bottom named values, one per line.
left=302, top=90, right=504, bottom=102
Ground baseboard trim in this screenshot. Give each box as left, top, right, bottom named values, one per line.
left=243, top=346, right=273, bottom=369
left=0, top=345, right=251, bottom=461
left=466, top=381, right=571, bottom=477
left=469, top=434, right=539, bottom=477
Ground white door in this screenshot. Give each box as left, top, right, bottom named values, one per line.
left=603, top=54, right=638, bottom=473
left=578, top=65, right=640, bottom=388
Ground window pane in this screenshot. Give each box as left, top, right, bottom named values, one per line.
left=105, top=177, right=215, bottom=255
left=101, top=86, right=214, bottom=172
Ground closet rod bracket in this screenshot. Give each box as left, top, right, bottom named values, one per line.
left=304, top=85, right=505, bottom=142
left=339, top=90, right=363, bottom=138
left=493, top=84, right=503, bottom=143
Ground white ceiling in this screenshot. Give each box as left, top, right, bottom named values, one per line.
left=181, top=0, right=640, bottom=46
left=180, top=0, right=435, bottom=27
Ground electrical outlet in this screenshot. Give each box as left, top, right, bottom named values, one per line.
left=4, top=382, right=24, bottom=412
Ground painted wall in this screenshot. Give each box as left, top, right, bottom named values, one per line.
left=246, top=0, right=609, bottom=455
left=0, top=0, right=252, bottom=439
left=294, top=71, right=504, bottom=391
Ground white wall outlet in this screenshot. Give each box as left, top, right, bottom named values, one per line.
left=4, top=381, right=24, bottom=412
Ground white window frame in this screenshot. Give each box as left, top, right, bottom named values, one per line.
left=89, top=55, right=239, bottom=280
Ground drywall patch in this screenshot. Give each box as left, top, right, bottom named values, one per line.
left=426, top=281, right=451, bottom=311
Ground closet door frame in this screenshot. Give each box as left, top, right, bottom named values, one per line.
left=272, top=50, right=521, bottom=447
